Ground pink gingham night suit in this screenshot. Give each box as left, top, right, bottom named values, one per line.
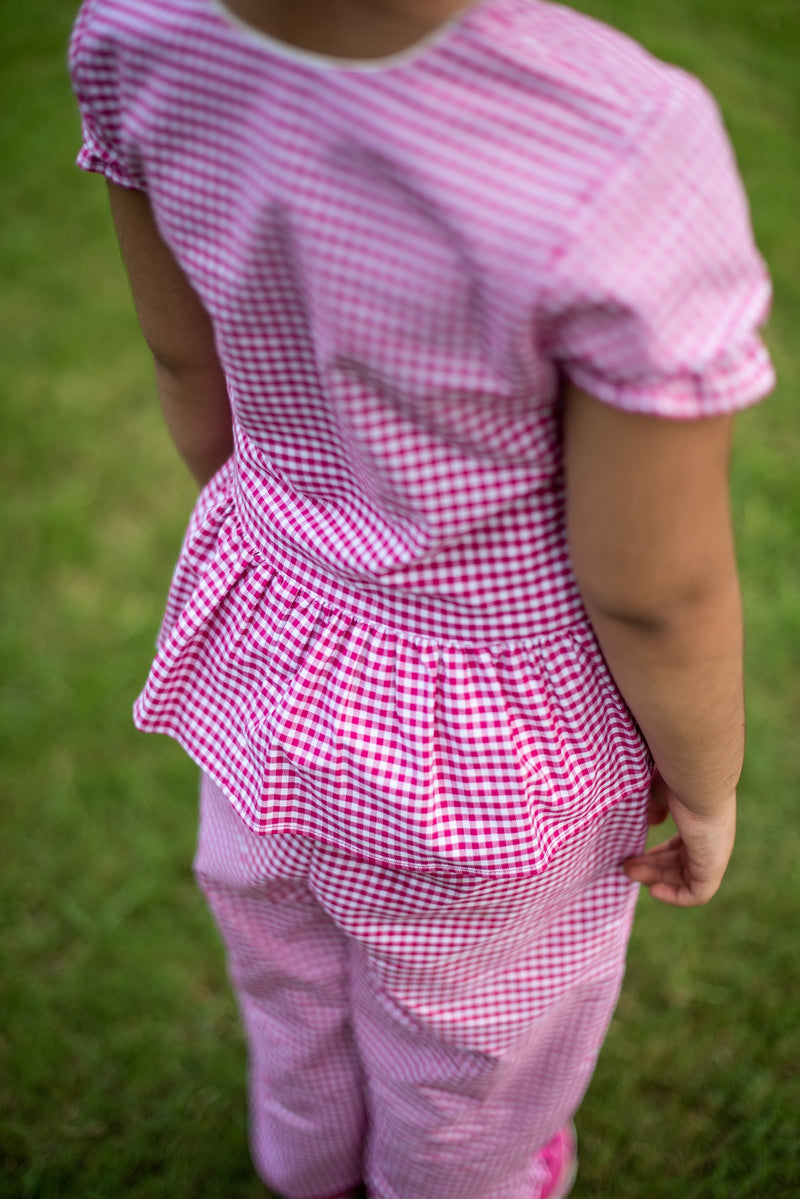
left=70, top=0, right=773, bottom=1195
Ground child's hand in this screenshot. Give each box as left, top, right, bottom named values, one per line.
left=624, top=774, right=736, bottom=907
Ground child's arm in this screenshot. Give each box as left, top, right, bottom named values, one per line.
left=107, top=182, right=234, bottom=487
left=564, top=385, right=742, bottom=907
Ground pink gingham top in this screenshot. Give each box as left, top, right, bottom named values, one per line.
left=71, top=0, right=773, bottom=876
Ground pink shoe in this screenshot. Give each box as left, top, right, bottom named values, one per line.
left=539, top=1121, right=578, bottom=1199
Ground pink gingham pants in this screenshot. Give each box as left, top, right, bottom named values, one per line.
left=195, top=774, right=647, bottom=1199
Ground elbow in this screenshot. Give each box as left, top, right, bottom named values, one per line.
left=575, top=570, right=741, bottom=634
left=152, top=349, right=222, bottom=379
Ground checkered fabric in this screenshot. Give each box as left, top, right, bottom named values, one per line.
left=70, top=0, right=773, bottom=876
left=195, top=773, right=644, bottom=1199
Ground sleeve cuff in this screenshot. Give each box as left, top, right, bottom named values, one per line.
left=564, top=333, right=775, bottom=419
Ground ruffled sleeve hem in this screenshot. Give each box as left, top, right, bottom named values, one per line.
left=565, top=332, right=775, bottom=420
left=76, top=138, right=147, bottom=192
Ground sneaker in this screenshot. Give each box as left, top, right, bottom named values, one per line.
left=539, top=1121, right=578, bottom=1199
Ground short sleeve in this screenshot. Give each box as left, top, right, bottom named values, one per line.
left=542, top=72, right=774, bottom=417
left=69, top=0, right=147, bottom=192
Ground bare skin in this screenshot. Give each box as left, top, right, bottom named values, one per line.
left=219, top=0, right=471, bottom=59
left=108, top=186, right=233, bottom=487
left=564, top=392, right=741, bottom=906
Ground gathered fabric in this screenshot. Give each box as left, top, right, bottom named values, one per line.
left=135, top=458, right=651, bottom=876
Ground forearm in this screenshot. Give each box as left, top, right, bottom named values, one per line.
left=587, top=575, right=744, bottom=817
left=154, top=358, right=234, bottom=488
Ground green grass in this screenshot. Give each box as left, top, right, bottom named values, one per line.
left=2, top=2, right=799, bottom=1196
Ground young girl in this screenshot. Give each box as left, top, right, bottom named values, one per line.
left=70, top=1, right=774, bottom=1195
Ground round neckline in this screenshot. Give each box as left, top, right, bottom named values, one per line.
left=207, top=0, right=487, bottom=72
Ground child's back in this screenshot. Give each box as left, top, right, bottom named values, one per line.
left=70, top=1, right=773, bottom=1194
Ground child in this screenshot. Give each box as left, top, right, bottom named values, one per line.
left=70, top=1, right=774, bottom=1195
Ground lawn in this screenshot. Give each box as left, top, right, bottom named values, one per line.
left=1, top=1, right=798, bottom=1196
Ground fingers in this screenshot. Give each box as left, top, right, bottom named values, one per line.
left=624, top=847, right=685, bottom=890
left=623, top=838, right=720, bottom=907
left=624, top=833, right=682, bottom=869
left=626, top=780, right=735, bottom=907
left=647, top=881, right=712, bottom=907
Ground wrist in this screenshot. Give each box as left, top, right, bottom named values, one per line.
left=657, top=778, right=738, bottom=821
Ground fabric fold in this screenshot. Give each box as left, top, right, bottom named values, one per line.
left=135, top=465, right=652, bottom=877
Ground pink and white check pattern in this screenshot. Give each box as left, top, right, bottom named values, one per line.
left=70, top=0, right=773, bottom=877
left=195, top=772, right=641, bottom=1198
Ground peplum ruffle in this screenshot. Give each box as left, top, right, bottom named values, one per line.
left=134, top=461, right=652, bottom=878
